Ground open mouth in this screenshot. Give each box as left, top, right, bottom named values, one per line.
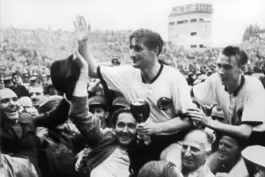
left=119, top=135, right=132, bottom=142
left=183, top=159, right=193, bottom=165
left=218, top=151, right=227, bottom=159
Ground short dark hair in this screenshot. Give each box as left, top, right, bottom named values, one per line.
left=222, top=46, right=248, bottom=66
left=137, top=160, right=183, bottom=177
left=129, top=29, right=164, bottom=56
left=110, top=107, right=132, bottom=127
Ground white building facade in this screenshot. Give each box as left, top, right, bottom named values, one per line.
left=168, top=4, right=213, bottom=51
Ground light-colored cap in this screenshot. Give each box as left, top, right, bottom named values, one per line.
left=242, top=145, right=265, bottom=168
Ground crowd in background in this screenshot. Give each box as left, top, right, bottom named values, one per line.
left=1, top=21, right=265, bottom=177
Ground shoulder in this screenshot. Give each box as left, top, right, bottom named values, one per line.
left=162, top=65, right=187, bottom=82
left=244, top=75, right=265, bottom=92
left=100, top=65, right=139, bottom=76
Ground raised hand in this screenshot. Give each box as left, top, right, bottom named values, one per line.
left=74, top=15, right=90, bottom=42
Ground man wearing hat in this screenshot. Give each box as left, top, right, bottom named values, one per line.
left=29, top=76, right=39, bottom=87
left=88, top=96, right=109, bottom=128
left=112, top=96, right=130, bottom=110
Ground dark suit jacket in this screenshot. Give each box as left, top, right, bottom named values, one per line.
left=0, top=98, right=70, bottom=176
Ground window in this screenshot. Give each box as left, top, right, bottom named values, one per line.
left=191, top=32, right=197, bottom=36
left=199, top=18, right=204, bottom=22
left=190, top=19, right=197, bottom=23
left=199, top=44, right=206, bottom=48
left=169, top=22, right=175, bottom=26
left=177, top=20, right=188, bottom=24
left=190, top=45, right=197, bottom=48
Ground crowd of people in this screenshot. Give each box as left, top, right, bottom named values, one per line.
left=1, top=15, right=265, bottom=177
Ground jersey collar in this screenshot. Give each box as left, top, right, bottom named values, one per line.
left=141, top=64, right=164, bottom=84
left=224, top=75, right=245, bottom=96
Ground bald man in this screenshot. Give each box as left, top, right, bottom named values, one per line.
left=181, top=129, right=214, bottom=177
left=0, top=88, right=70, bottom=176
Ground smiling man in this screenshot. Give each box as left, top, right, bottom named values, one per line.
left=0, top=88, right=70, bottom=176
left=206, top=135, right=249, bottom=177
left=181, top=129, right=214, bottom=177
left=28, top=86, right=48, bottom=109
left=69, top=51, right=137, bottom=177
left=190, top=46, right=265, bottom=145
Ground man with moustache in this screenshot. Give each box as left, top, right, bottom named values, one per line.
left=0, top=88, right=70, bottom=176
left=75, top=16, right=196, bottom=175
left=28, top=86, right=48, bottom=109
left=189, top=46, right=265, bottom=145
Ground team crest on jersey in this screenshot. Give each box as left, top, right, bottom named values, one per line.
left=157, top=97, right=173, bottom=110
left=237, top=107, right=244, bottom=119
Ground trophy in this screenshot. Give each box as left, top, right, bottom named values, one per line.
left=130, top=99, right=151, bottom=145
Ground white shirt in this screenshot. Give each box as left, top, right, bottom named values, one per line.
left=99, top=64, right=195, bottom=123
left=193, top=73, right=265, bottom=131
left=90, top=147, right=130, bottom=177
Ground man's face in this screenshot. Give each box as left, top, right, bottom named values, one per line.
left=0, top=89, right=19, bottom=120
left=218, top=136, right=240, bottom=161
left=114, top=112, right=137, bottom=148
left=129, top=38, right=156, bottom=69
left=29, top=87, right=45, bottom=107
left=12, top=75, right=20, bottom=85
left=216, top=54, right=241, bottom=85
left=18, top=97, right=38, bottom=115
left=181, top=131, right=209, bottom=172
left=91, top=106, right=107, bottom=128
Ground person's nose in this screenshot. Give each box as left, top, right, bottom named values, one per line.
left=184, top=147, right=192, bottom=157
left=122, top=125, right=129, bottom=133
left=218, top=66, right=225, bottom=75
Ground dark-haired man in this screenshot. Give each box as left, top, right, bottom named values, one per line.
left=69, top=51, right=136, bottom=177
left=75, top=16, right=196, bottom=173
left=10, top=72, right=29, bottom=98
left=189, top=46, right=265, bottom=145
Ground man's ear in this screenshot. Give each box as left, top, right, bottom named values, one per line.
left=152, top=46, right=160, bottom=56
left=239, top=65, right=245, bottom=73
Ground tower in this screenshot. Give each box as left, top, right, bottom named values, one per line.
left=168, top=4, right=213, bottom=51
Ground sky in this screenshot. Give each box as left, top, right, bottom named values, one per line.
left=1, top=0, right=265, bottom=47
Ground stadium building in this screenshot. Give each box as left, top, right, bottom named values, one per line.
left=168, top=4, right=213, bottom=51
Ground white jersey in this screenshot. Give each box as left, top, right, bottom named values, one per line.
left=90, top=147, right=130, bottom=177
left=193, top=73, right=265, bottom=132
left=98, top=64, right=196, bottom=123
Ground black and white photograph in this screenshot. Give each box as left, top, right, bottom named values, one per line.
left=0, top=0, right=265, bottom=176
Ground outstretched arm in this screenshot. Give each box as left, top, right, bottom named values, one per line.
left=74, top=15, right=98, bottom=78
left=69, top=51, right=104, bottom=147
